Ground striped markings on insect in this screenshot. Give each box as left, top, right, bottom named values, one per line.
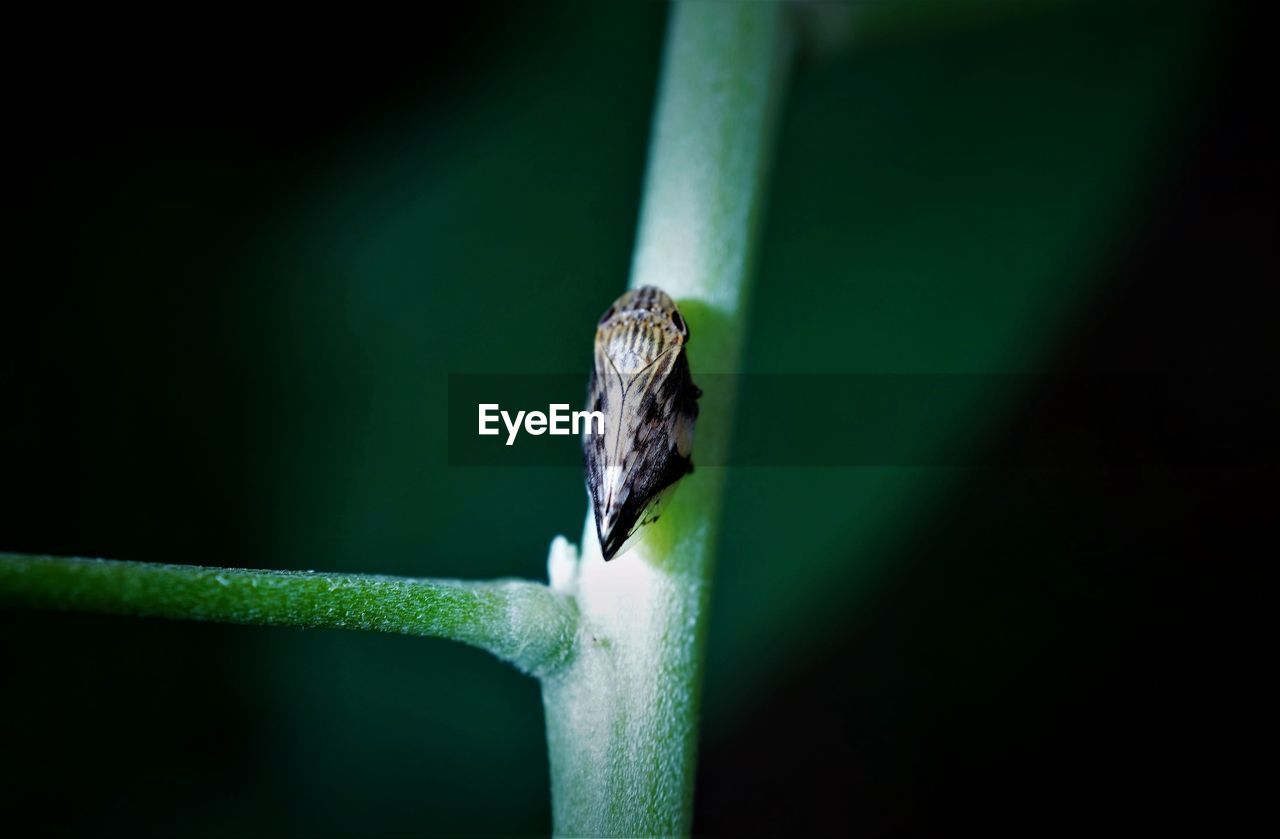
left=584, top=286, right=701, bottom=561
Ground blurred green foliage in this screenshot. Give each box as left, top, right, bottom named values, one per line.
left=1, top=0, right=1214, bottom=833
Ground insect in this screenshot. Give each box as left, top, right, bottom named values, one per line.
left=583, top=286, right=701, bottom=561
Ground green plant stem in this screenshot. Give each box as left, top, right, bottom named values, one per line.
left=541, top=3, right=795, bottom=835
left=0, top=554, right=576, bottom=676
left=0, top=3, right=795, bottom=834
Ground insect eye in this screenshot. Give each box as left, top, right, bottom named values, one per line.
left=670, top=310, right=686, bottom=333
left=598, top=307, right=616, bottom=326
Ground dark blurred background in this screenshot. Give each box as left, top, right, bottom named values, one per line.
left=1, top=1, right=1272, bottom=835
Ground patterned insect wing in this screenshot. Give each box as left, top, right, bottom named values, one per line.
left=583, top=286, right=699, bottom=560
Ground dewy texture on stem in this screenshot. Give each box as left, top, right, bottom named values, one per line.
left=0, top=554, right=577, bottom=676
left=541, top=2, right=794, bottom=835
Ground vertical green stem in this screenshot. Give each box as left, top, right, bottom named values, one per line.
left=542, top=2, right=794, bottom=835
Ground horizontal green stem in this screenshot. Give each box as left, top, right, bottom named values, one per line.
left=0, top=553, right=577, bottom=676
